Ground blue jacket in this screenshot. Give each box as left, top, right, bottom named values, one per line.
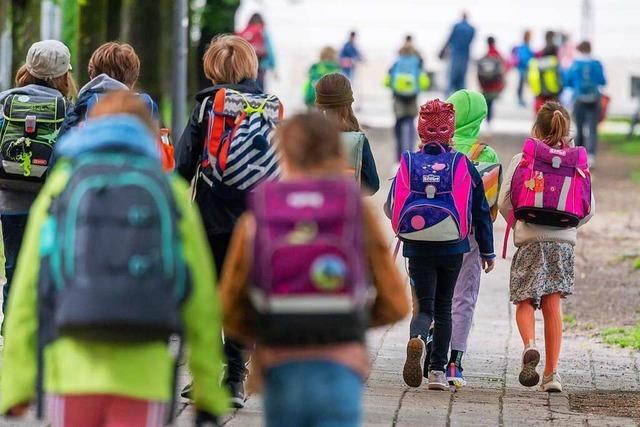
left=340, top=41, right=362, bottom=63
left=446, top=20, right=475, bottom=59
left=516, top=43, right=534, bottom=73
left=58, top=74, right=159, bottom=139
left=385, top=145, right=495, bottom=259
left=565, top=57, right=606, bottom=101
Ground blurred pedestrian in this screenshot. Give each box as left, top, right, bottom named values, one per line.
left=513, top=30, right=534, bottom=107
left=402, top=35, right=424, bottom=68
left=477, top=36, right=506, bottom=126
left=566, top=41, right=606, bottom=166
left=339, top=31, right=364, bottom=81
left=441, top=12, right=475, bottom=96
left=238, top=13, right=276, bottom=90
left=303, top=46, right=341, bottom=107
left=528, top=31, right=563, bottom=113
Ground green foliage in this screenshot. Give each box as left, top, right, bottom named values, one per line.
left=61, top=0, right=79, bottom=76
left=601, top=323, right=640, bottom=350
left=563, top=314, right=577, bottom=328
left=601, top=133, right=640, bottom=156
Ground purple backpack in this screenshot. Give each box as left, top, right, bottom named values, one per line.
left=249, top=178, right=368, bottom=345
left=389, top=144, right=473, bottom=243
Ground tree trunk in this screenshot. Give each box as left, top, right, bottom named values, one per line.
left=106, top=0, right=122, bottom=40
left=11, top=0, right=42, bottom=78
left=61, top=0, right=79, bottom=78
left=0, top=1, right=8, bottom=35
left=78, top=0, right=108, bottom=84
left=122, top=0, right=162, bottom=102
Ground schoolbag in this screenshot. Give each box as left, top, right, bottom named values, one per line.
left=239, top=24, right=267, bottom=58
left=248, top=179, right=368, bottom=345
left=304, top=61, right=341, bottom=105
left=199, top=88, right=283, bottom=197
left=390, top=55, right=422, bottom=98
left=574, top=61, right=600, bottom=103
left=39, top=152, right=189, bottom=342
left=467, top=142, right=502, bottom=211
left=503, top=138, right=592, bottom=257
left=477, top=55, right=505, bottom=89
left=0, top=93, right=67, bottom=190
left=341, top=131, right=365, bottom=185
left=528, top=56, right=563, bottom=97
left=389, top=144, right=473, bottom=243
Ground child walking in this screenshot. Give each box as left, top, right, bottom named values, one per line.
left=315, top=73, right=380, bottom=194
left=0, top=40, right=76, bottom=326
left=498, top=101, right=594, bottom=392
left=387, top=99, right=495, bottom=390
left=0, top=92, right=228, bottom=426
left=220, top=112, right=409, bottom=427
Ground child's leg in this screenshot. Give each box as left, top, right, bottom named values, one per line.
left=540, top=292, right=563, bottom=376
left=47, top=394, right=105, bottom=427
left=430, top=254, right=464, bottom=372
left=408, top=257, right=438, bottom=339
left=450, top=236, right=482, bottom=366
left=515, top=300, right=536, bottom=346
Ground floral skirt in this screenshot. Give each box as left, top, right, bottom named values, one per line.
left=510, top=241, right=575, bottom=309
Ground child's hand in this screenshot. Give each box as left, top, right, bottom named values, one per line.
left=482, top=258, right=495, bottom=273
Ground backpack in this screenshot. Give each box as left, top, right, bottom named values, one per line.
left=574, top=61, right=600, bottom=103
left=199, top=88, right=283, bottom=197
left=503, top=138, right=592, bottom=257
left=304, top=61, right=341, bottom=105
left=239, top=24, right=267, bottom=58
left=528, top=56, right=563, bottom=97
left=477, top=55, right=505, bottom=89
left=467, top=142, right=502, bottom=212
left=389, top=55, right=422, bottom=98
left=341, top=131, right=365, bottom=185
left=0, top=93, right=67, bottom=190
left=389, top=144, right=473, bottom=243
left=39, top=152, right=189, bottom=342
left=248, top=179, right=368, bottom=345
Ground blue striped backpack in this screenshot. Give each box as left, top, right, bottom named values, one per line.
left=199, top=89, right=283, bottom=197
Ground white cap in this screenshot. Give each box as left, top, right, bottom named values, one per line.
left=26, top=40, right=72, bottom=80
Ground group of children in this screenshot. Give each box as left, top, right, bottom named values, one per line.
left=0, top=31, right=594, bottom=427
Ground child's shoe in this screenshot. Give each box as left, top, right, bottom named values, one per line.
left=427, top=370, right=449, bottom=391
left=446, top=362, right=466, bottom=389
left=540, top=372, right=562, bottom=393
left=403, top=336, right=426, bottom=387
left=519, top=343, right=540, bottom=387
left=422, top=325, right=434, bottom=379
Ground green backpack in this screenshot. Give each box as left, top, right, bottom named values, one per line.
left=304, top=61, right=342, bottom=106
left=0, top=93, right=67, bottom=190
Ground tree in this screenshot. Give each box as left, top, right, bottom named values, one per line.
left=11, top=0, right=42, bottom=77
left=77, top=0, right=108, bottom=84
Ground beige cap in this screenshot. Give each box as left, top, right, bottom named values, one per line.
left=25, top=40, right=72, bottom=80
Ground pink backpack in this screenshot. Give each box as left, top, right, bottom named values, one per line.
left=502, top=138, right=592, bottom=257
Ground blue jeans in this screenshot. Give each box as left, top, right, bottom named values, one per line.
left=1, top=214, right=28, bottom=322
left=574, top=100, right=600, bottom=155
left=264, top=361, right=363, bottom=427
left=394, top=116, right=416, bottom=160
left=448, top=56, right=469, bottom=96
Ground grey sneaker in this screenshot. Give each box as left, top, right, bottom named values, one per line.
left=403, top=337, right=426, bottom=387
left=427, top=370, right=449, bottom=391
left=540, top=372, right=562, bottom=393
left=519, top=344, right=540, bottom=387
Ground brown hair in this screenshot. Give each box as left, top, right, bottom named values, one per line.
left=315, top=73, right=361, bottom=132
left=532, top=101, right=571, bottom=147
left=88, top=42, right=141, bottom=88
left=577, top=40, right=591, bottom=54
left=88, top=91, right=158, bottom=133
left=277, top=112, right=343, bottom=173
left=15, top=65, right=78, bottom=99
left=203, top=35, right=259, bottom=85
left=319, top=46, right=337, bottom=62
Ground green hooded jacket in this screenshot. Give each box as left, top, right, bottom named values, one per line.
left=0, top=164, right=229, bottom=416
left=447, top=89, right=500, bottom=164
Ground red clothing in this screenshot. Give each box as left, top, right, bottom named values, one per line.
left=47, top=394, right=166, bottom=427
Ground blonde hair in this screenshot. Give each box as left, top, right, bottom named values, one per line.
left=15, top=65, right=78, bottom=99
left=315, top=73, right=361, bottom=132
left=532, top=101, right=571, bottom=147
left=319, top=46, right=337, bottom=62
left=278, top=112, right=343, bottom=173
left=88, top=42, right=141, bottom=88
left=89, top=91, right=158, bottom=133
left=203, top=34, right=259, bottom=85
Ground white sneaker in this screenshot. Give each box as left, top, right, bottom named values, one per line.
left=403, top=337, right=426, bottom=387
left=540, top=372, right=562, bottom=393
left=519, top=343, right=540, bottom=387
left=427, top=370, right=449, bottom=391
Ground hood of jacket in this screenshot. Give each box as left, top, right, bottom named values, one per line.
left=447, top=89, right=487, bottom=147
left=77, top=74, right=129, bottom=98
left=194, top=79, right=263, bottom=102
left=0, top=84, right=64, bottom=104
left=56, top=114, right=160, bottom=162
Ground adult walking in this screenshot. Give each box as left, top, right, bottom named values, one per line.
left=528, top=31, right=562, bottom=113
left=441, top=12, right=475, bottom=96
left=340, top=31, right=363, bottom=81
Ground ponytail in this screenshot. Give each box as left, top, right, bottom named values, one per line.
left=532, top=101, right=571, bottom=147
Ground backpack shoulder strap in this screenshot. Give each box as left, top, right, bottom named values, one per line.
left=468, top=142, right=487, bottom=161
left=198, top=96, right=211, bottom=124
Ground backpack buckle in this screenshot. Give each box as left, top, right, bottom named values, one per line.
left=25, top=115, right=37, bottom=135
left=425, top=185, right=436, bottom=199
left=551, top=156, right=562, bottom=168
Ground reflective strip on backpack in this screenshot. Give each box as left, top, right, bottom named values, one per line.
left=557, top=176, right=572, bottom=211
left=250, top=289, right=357, bottom=314
left=534, top=179, right=544, bottom=208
